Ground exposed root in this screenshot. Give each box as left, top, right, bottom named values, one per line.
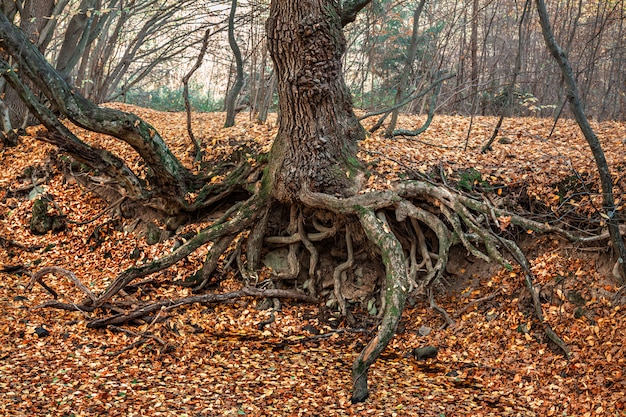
left=300, top=182, right=576, bottom=401
left=28, top=178, right=590, bottom=402
left=192, top=234, right=237, bottom=292
left=94, top=194, right=262, bottom=307
left=396, top=200, right=451, bottom=290
left=246, top=203, right=272, bottom=272
left=410, top=218, right=433, bottom=290
left=283, top=206, right=301, bottom=279
left=428, top=287, right=455, bottom=328
left=333, top=228, right=354, bottom=316
left=298, top=212, right=319, bottom=278
left=351, top=209, right=408, bottom=403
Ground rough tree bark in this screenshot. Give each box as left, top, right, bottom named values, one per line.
left=265, top=0, right=366, bottom=201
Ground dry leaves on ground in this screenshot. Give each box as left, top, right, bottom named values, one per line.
left=0, top=107, right=625, bottom=416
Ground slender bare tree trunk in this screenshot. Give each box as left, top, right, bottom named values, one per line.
left=183, top=27, right=211, bottom=160
left=535, top=0, right=626, bottom=283
left=224, top=0, right=244, bottom=128
left=386, top=0, right=427, bottom=135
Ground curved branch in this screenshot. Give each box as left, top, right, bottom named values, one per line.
left=359, top=72, right=455, bottom=123
left=0, top=13, right=193, bottom=195
left=0, top=59, right=144, bottom=197
left=28, top=266, right=97, bottom=304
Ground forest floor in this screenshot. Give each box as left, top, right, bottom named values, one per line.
left=1, top=105, right=625, bottom=416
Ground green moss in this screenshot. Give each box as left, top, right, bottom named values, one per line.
left=256, top=153, right=270, bottom=164
left=258, top=166, right=273, bottom=199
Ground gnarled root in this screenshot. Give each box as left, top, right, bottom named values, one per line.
left=28, top=178, right=577, bottom=402
left=351, top=209, right=408, bottom=403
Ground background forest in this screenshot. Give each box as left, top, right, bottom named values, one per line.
left=1, top=0, right=625, bottom=129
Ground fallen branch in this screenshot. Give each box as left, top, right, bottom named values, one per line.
left=27, top=266, right=97, bottom=303
left=87, top=287, right=318, bottom=328
left=454, top=289, right=501, bottom=318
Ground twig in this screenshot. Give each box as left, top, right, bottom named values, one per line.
left=107, top=324, right=170, bottom=356
left=257, top=311, right=275, bottom=329
left=454, top=289, right=500, bottom=318
left=8, top=177, right=46, bottom=193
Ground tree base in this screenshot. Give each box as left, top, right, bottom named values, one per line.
left=28, top=179, right=575, bottom=402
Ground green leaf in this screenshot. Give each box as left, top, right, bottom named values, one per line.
left=28, top=186, right=44, bottom=200
left=367, top=298, right=377, bottom=316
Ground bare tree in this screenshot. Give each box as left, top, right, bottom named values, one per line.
left=535, top=0, right=626, bottom=283
left=223, top=0, right=244, bottom=127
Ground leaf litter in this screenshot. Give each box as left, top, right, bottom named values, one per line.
left=0, top=106, right=625, bottom=416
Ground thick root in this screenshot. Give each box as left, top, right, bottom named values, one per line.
left=351, top=209, right=408, bottom=403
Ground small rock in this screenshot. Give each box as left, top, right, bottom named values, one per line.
left=34, top=327, right=50, bottom=338
left=412, top=346, right=438, bottom=360
left=418, top=325, right=431, bottom=336
left=130, top=247, right=142, bottom=259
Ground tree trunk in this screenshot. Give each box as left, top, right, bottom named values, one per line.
left=265, top=0, right=365, bottom=202
left=2, top=0, right=55, bottom=128
left=56, top=0, right=99, bottom=80
left=535, top=0, right=626, bottom=284
left=470, top=0, right=479, bottom=104
left=386, top=0, right=427, bottom=136
left=223, top=0, right=244, bottom=128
